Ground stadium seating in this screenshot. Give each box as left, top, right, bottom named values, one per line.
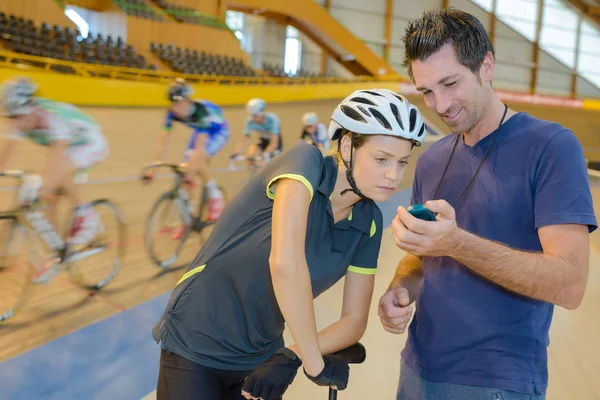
left=150, top=42, right=255, bottom=77
left=262, top=62, right=329, bottom=79
left=0, top=12, right=157, bottom=72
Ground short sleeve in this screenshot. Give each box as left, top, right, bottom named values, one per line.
left=348, top=207, right=383, bottom=275
left=268, top=114, right=280, bottom=135
left=163, top=111, right=175, bottom=131
left=264, top=144, right=323, bottom=202
left=534, top=130, right=597, bottom=233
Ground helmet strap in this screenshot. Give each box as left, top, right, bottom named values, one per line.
left=339, top=132, right=367, bottom=200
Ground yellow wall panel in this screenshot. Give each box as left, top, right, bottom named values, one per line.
left=0, top=68, right=401, bottom=107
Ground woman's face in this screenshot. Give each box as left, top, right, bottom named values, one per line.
left=340, top=134, right=414, bottom=202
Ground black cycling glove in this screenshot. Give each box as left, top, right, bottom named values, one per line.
left=304, top=354, right=349, bottom=390
left=242, top=347, right=302, bottom=400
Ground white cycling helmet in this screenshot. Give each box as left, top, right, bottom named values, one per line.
left=302, top=112, right=319, bottom=126
left=328, top=88, right=426, bottom=147
left=1, top=78, right=37, bottom=117
left=246, top=98, right=266, bottom=116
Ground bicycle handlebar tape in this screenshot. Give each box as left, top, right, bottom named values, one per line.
left=332, top=343, right=366, bottom=364
left=304, top=354, right=350, bottom=391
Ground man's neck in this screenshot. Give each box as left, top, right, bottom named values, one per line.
left=463, top=95, right=510, bottom=146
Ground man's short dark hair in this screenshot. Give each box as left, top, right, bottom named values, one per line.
left=402, top=8, right=495, bottom=81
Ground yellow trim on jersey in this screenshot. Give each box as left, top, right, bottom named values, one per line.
left=266, top=174, right=314, bottom=200
left=370, top=220, right=376, bottom=238
left=348, top=265, right=377, bottom=275
left=177, top=264, right=206, bottom=285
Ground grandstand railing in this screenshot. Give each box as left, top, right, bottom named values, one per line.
left=0, top=50, right=398, bottom=85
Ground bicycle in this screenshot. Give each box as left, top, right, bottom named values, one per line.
left=0, top=170, right=127, bottom=322
left=140, top=162, right=228, bottom=269
left=228, top=154, right=265, bottom=176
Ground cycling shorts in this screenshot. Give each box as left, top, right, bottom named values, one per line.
left=184, top=124, right=230, bottom=161
left=64, top=127, right=109, bottom=170
left=257, top=136, right=283, bottom=154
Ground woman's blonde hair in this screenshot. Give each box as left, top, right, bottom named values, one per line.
left=329, top=130, right=369, bottom=163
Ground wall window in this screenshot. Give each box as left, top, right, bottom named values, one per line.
left=284, top=26, right=302, bottom=76
left=226, top=11, right=251, bottom=52
left=65, top=6, right=89, bottom=39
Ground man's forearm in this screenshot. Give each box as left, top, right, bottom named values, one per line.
left=389, top=253, right=423, bottom=303
left=450, top=229, right=585, bottom=309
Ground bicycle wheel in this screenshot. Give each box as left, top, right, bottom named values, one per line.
left=145, top=192, right=191, bottom=269
left=67, top=199, right=127, bottom=290
left=0, top=216, right=43, bottom=322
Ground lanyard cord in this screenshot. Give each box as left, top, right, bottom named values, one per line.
left=432, top=104, right=508, bottom=208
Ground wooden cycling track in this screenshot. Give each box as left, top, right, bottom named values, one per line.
left=0, top=97, right=599, bottom=400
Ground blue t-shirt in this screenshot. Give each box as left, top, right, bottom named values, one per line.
left=403, top=112, right=597, bottom=395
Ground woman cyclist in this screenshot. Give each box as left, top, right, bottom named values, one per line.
left=152, top=88, right=427, bottom=400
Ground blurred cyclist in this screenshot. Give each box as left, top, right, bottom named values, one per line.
left=145, top=78, right=228, bottom=222
left=230, top=98, right=282, bottom=166
left=0, top=77, right=108, bottom=245
left=299, top=112, right=330, bottom=152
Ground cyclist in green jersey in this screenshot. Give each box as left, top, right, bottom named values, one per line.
left=0, top=77, right=108, bottom=244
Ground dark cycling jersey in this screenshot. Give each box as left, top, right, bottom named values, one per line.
left=152, top=143, right=383, bottom=371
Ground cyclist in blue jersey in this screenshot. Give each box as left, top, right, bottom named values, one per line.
left=145, top=78, right=228, bottom=221
left=0, top=78, right=108, bottom=245
left=299, top=112, right=331, bottom=152
left=230, top=98, right=282, bottom=165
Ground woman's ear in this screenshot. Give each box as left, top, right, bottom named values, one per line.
left=340, top=134, right=352, bottom=164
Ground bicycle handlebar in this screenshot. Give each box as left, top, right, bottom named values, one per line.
left=0, top=170, right=28, bottom=180
left=140, top=162, right=186, bottom=178
left=329, top=342, right=366, bottom=365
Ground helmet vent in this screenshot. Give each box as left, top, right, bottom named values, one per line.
left=409, top=108, right=417, bottom=131
left=340, top=105, right=367, bottom=122
left=350, top=97, right=376, bottom=106
left=392, top=94, right=405, bottom=103
left=418, top=123, right=426, bottom=137
left=362, top=90, right=383, bottom=97
left=369, top=108, right=392, bottom=131
left=390, top=103, right=404, bottom=131
left=356, top=105, right=372, bottom=117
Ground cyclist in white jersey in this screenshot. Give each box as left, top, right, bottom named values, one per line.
left=299, top=112, right=331, bottom=152
left=0, top=78, right=108, bottom=244
left=230, top=98, right=283, bottom=165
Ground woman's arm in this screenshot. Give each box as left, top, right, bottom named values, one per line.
left=289, top=272, right=374, bottom=356
left=270, top=177, right=324, bottom=377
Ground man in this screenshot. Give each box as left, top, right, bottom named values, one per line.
left=378, top=8, right=597, bottom=400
